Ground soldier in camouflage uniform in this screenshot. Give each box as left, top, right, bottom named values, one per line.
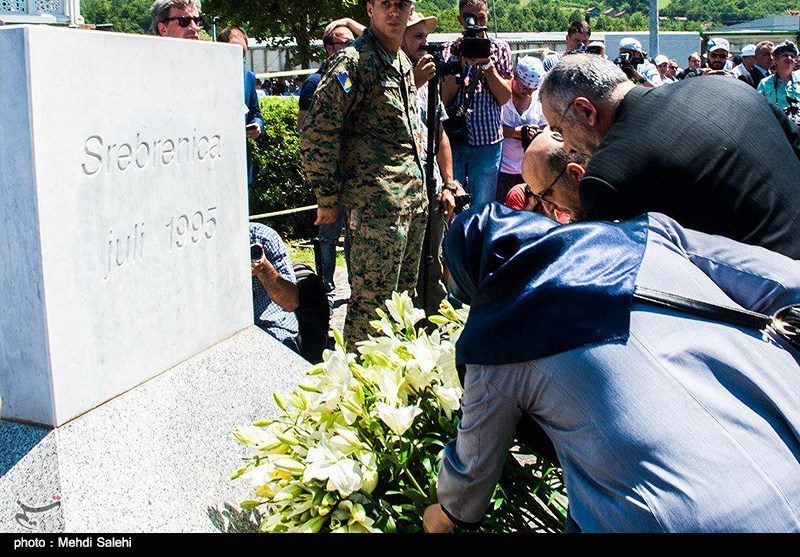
left=301, top=0, right=427, bottom=348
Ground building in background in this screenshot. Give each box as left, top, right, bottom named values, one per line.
left=706, top=15, right=800, bottom=54
left=0, top=0, right=82, bottom=26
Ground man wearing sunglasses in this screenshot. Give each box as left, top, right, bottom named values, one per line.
left=517, top=128, right=588, bottom=224
left=150, top=0, right=203, bottom=40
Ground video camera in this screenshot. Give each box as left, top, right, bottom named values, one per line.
left=613, top=51, right=645, bottom=79
left=451, top=14, right=492, bottom=60
left=420, top=44, right=463, bottom=77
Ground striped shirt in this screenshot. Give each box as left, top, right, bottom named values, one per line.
left=444, top=38, right=513, bottom=146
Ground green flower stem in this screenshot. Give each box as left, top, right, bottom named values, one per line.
left=403, top=467, right=426, bottom=499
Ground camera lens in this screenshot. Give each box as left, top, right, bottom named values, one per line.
left=250, top=244, right=264, bottom=262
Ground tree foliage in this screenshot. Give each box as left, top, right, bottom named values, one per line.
left=203, top=0, right=367, bottom=68
left=82, top=0, right=153, bottom=34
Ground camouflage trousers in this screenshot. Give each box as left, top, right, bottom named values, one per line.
left=344, top=205, right=428, bottom=348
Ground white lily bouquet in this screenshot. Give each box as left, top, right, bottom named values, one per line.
left=233, top=292, right=567, bottom=533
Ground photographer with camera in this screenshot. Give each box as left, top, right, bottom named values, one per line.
left=249, top=223, right=300, bottom=353
left=757, top=41, right=800, bottom=125
left=401, top=11, right=466, bottom=316
left=440, top=0, right=513, bottom=209
left=613, top=37, right=662, bottom=87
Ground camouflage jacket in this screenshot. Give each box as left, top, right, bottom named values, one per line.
left=300, top=29, right=426, bottom=216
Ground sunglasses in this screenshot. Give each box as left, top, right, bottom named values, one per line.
left=165, top=15, right=204, bottom=27
left=708, top=50, right=728, bottom=59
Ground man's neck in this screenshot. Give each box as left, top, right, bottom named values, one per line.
left=778, top=69, right=793, bottom=82
left=369, top=25, right=401, bottom=53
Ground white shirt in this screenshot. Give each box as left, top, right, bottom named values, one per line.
left=500, top=89, right=548, bottom=175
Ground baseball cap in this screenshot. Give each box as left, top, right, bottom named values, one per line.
left=707, top=38, right=730, bottom=53
left=406, top=11, right=437, bottom=34
left=515, top=56, right=545, bottom=90
left=773, top=41, right=799, bottom=58
left=619, top=37, right=642, bottom=52
left=741, top=44, right=756, bottom=57
left=654, top=54, right=669, bottom=66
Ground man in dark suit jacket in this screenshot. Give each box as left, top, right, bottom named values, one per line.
left=540, top=54, right=800, bottom=259
left=749, top=41, right=775, bottom=88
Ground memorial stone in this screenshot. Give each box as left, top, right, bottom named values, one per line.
left=0, top=26, right=253, bottom=426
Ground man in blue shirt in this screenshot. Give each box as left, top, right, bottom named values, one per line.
left=217, top=26, right=265, bottom=185
left=250, top=223, right=300, bottom=352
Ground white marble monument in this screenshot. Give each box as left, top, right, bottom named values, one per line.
left=0, top=26, right=312, bottom=533
left=0, top=26, right=255, bottom=427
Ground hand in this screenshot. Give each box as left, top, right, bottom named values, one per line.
left=413, top=54, right=437, bottom=89
left=440, top=188, right=456, bottom=219
left=251, top=253, right=274, bottom=277
left=315, top=206, right=340, bottom=225
left=246, top=125, right=261, bottom=140
left=422, top=504, right=455, bottom=533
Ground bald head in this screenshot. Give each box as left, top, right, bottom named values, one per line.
left=522, top=130, right=589, bottom=222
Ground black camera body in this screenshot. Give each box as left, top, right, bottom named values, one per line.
left=453, top=193, right=473, bottom=215
left=786, top=97, right=800, bottom=124
left=613, top=51, right=644, bottom=79
left=453, top=14, right=491, bottom=60
left=420, top=44, right=463, bottom=77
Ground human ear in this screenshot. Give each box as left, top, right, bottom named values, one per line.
left=573, top=97, right=597, bottom=126
left=566, top=162, right=585, bottom=182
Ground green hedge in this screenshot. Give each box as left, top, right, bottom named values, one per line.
left=249, top=96, right=316, bottom=240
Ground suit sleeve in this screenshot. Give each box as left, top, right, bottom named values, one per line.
left=300, top=55, right=359, bottom=210
left=648, top=213, right=800, bottom=315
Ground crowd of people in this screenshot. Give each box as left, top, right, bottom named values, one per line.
left=149, top=0, right=800, bottom=534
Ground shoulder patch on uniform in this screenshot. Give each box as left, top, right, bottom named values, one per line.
left=337, top=72, right=354, bottom=95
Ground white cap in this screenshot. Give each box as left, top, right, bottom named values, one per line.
left=515, top=55, right=545, bottom=90
left=619, top=37, right=642, bottom=52
left=654, top=54, right=669, bottom=66
left=707, top=37, right=730, bottom=53
left=741, top=44, right=756, bottom=57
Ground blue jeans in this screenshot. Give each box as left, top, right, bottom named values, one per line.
left=452, top=142, right=503, bottom=208
left=315, top=204, right=346, bottom=291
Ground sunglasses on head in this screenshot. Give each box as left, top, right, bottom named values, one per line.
left=165, top=15, right=204, bottom=27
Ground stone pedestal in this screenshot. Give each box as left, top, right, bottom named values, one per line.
left=1, top=326, right=309, bottom=533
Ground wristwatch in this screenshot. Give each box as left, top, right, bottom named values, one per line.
left=638, top=77, right=647, bottom=84
left=443, top=181, right=461, bottom=193
left=480, top=58, right=494, bottom=71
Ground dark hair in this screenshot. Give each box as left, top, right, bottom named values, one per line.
left=567, top=20, right=591, bottom=36
left=459, top=0, right=488, bottom=12
left=217, top=26, right=247, bottom=43
left=322, top=24, right=349, bottom=46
